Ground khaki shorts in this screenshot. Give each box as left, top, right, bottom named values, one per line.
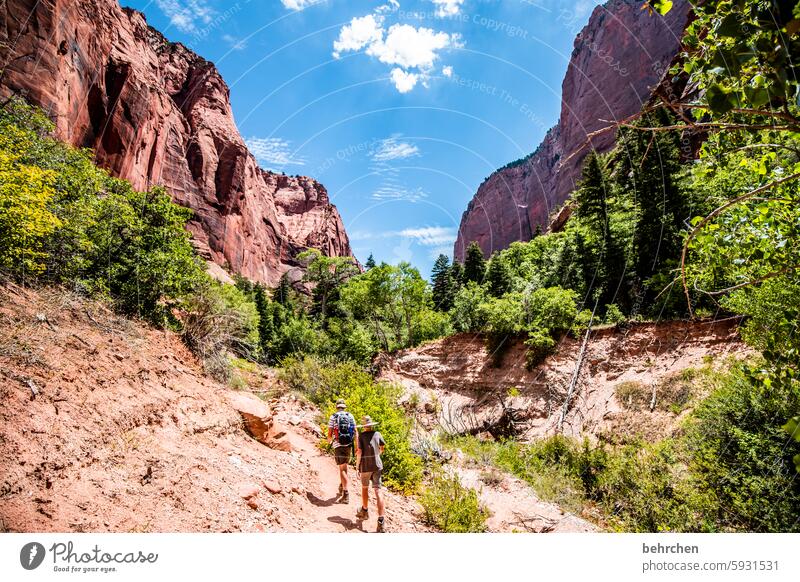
left=334, top=446, right=352, bottom=465
left=360, top=469, right=382, bottom=489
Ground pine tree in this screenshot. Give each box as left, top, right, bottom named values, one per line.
left=486, top=254, right=513, bottom=297
left=254, top=284, right=275, bottom=362
left=450, top=260, right=464, bottom=291
left=617, top=109, right=686, bottom=282
left=365, top=254, right=376, bottom=270
left=575, top=151, right=610, bottom=239
left=274, top=272, right=292, bottom=306
left=463, top=242, right=486, bottom=285
left=431, top=254, right=455, bottom=311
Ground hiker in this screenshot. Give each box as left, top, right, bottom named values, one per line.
left=328, top=399, right=357, bottom=504
left=355, top=415, right=386, bottom=533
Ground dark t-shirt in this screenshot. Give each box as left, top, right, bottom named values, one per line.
left=358, top=431, right=385, bottom=473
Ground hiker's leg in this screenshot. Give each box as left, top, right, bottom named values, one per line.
left=361, top=484, right=369, bottom=509
left=339, top=464, right=349, bottom=491
left=375, top=487, right=385, bottom=518
left=372, top=471, right=385, bottom=518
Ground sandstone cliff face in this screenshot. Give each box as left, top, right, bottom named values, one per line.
left=0, top=0, right=352, bottom=285
left=454, top=0, right=691, bottom=261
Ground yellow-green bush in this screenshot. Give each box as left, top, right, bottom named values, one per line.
left=280, top=356, right=423, bottom=493
left=420, top=473, right=489, bottom=533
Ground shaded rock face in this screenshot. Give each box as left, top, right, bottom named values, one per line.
left=454, top=0, right=691, bottom=261
left=0, top=0, right=352, bottom=286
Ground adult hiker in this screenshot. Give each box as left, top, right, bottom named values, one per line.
left=328, top=399, right=357, bottom=504
left=355, top=415, right=387, bottom=533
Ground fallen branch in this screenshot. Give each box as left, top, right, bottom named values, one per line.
left=558, top=298, right=599, bottom=432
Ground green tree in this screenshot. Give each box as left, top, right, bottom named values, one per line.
left=253, top=284, right=276, bottom=362
left=450, top=260, right=464, bottom=291
left=274, top=272, right=292, bottom=307
left=298, top=249, right=359, bottom=324
left=485, top=254, right=513, bottom=298
left=463, top=241, right=487, bottom=284
left=575, top=151, right=609, bottom=239
left=0, top=150, right=61, bottom=277
left=364, top=254, right=376, bottom=270
left=431, top=254, right=456, bottom=311
left=616, top=110, right=687, bottom=285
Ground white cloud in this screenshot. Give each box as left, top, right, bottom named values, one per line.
left=333, top=13, right=461, bottom=93
left=442, top=65, right=453, bottom=78
left=281, top=0, right=318, bottom=10
left=376, top=0, right=400, bottom=13
left=390, top=68, right=419, bottom=93
left=155, top=0, right=213, bottom=33
left=371, top=137, right=420, bottom=161
left=333, top=14, right=384, bottom=58
left=372, top=185, right=428, bottom=202
left=222, top=34, right=247, bottom=51
left=399, top=226, right=457, bottom=246
left=431, top=0, right=466, bottom=17
left=245, top=137, right=306, bottom=169
left=368, top=24, right=458, bottom=70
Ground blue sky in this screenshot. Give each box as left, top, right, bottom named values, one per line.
left=123, top=0, right=604, bottom=278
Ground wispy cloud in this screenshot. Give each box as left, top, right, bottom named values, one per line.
left=371, top=185, right=428, bottom=202
left=281, top=0, right=319, bottom=10
left=222, top=34, right=247, bottom=51
left=398, top=226, right=457, bottom=246
left=431, top=0, right=466, bottom=18
left=350, top=226, right=457, bottom=248
left=371, top=137, right=420, bottom=161
left=332, top=11, right=462, bottom=93
left=154, top=0, right=214, bottom=33
left=245, top=137, right=306, bottom=169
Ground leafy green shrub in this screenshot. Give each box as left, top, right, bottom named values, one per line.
left=686, top=363, right=800, bottom=532
left=615, top=381, right=650, bottom=410
left=524, top=329, right=556, bottom=368
left=181, top=281, right=260, bottom=381
left=0, top=98, right=206, bottom=325
left=279, top=356, right=423, bottom=492
left=449, top=281, right=487, bottom=332
left=604, top=304, right=626, bottom=325
left=410, top=308, right=453, bottom=346
left=420, top=473, right=489, bottom=532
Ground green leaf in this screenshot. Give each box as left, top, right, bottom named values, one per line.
left=785, top=417, right=800, bottom=442
left=716, top=13, right=741, bottom=37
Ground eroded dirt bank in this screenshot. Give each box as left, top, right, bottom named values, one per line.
left=0, top=285, right=425, bottom=533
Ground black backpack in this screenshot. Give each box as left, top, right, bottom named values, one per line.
left=335, top=412, right=354, bottom=447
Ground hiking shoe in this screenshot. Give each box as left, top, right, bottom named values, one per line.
left=376, top=519, right=385, bottom=533
left=339, top=492, right=349, bottom=504
left=355, top=507, right=369, bottom=520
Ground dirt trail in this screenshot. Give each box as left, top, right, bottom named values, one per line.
left=0, top=285, right=429, bottom=533
left=283, top=428, right=426, bottom=534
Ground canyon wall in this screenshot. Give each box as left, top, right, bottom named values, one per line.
left=0, top=0, right=352, bottom=285
left=454, top=0, right=691, bottom=261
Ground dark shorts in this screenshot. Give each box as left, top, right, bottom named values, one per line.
left=360, top=469, right=382, bottom=489
left=334, top=445, right=352, bottom=465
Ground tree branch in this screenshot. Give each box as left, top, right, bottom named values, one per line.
left=681, top=171, right=800, bottom=318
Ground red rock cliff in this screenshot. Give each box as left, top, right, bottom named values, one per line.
left=0, top=0, right=353, bottom=286
left=454, top=0, right=690, bottom=261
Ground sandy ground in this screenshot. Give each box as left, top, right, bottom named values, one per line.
left=0, top=284, right=426, bottom=533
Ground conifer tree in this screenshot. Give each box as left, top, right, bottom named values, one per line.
left=365, top=254, right=376, bottom=270
left=450, top=260, right=464, bottom=291
left=463, top=242, right=487, bottom=285
left=254, top=284, right=274, bottom=362
left=431, top=254, right=455, bottom=311
left=274, top=272, right=292, bottom=306
left=486, top=254, right=513, bottom=298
